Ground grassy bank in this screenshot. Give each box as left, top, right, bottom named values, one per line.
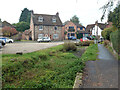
left=2, top=44, right=98, bottom=88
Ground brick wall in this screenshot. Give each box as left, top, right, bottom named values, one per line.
left=34, top=25, right=63, bottom=41
left=64, top=21, right=77, bottom=39
left=30, top=14, right=35, bottom=40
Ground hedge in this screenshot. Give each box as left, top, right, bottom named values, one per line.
left=110, top=30, right=120, bottom=54
left=102, top=27, right=114, bottom=40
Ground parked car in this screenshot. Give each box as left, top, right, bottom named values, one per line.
left=37, top=37, right=51, bottom=42
left=80, top=37, right=89, bottom=42
left=0, top=39, right=6, bottom=47
left=0, top=37, right=14, bottom=43
left=68, top=36, right=76, bottom=40
left=6, top=38, right=14, bottom=43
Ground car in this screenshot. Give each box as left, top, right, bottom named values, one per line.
left=37, top=37, right=51, bottom=42
left=68, top=36, right=76, bottom=40
left=0, top=39, right=6, bottom=47
left=6, top=38, right=14, bottom=43
left=0, top=37, right=14, bottom=43
left=80, top=37, right=89, bottom=42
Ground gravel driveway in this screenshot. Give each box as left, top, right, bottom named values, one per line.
left=1, top=42, right=64, bottom=54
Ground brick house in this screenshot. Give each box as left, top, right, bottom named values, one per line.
left=63, top=21, right=89, bottom=39
left=30, top=11, right=64, bottom=41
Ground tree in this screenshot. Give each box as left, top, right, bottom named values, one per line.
left=101, top=0, right=120, bottom=29
left=13, top=22, right=30, bottom=32
left=70, top=15, right=80, bottom=24
left=107, top=4, right=120, bottom=29
left=19, top=8, right=31, bottom=24
left=2, top=26, right=18, bottom=37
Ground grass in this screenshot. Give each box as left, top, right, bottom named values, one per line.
left=80, top=44, right=98, bottom=61
left=2, top=44, right=98, bottom=88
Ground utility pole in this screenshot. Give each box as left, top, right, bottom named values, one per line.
left=96, top=21, right=98, bottom=44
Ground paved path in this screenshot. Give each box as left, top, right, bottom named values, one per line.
left=81, top=44, right=119, bottom=88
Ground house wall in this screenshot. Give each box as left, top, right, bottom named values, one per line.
left=30, top=14, right=35, bottom=40
left=64, top=21, right=77, bottom=39
left=22, top=33, right=30, bottom=40
left=34, top=25, right=63, bottom=41
left=92, top=25, right=103, bottom=38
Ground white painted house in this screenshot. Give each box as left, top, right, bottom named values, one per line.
left=86, top=22, right=107, bottom=38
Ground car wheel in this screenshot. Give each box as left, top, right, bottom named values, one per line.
left=9, top=41, right=12, bottom=43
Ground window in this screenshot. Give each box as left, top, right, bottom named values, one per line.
left=53, top=34, right=58, bottom=39
left=52, top=17, right=56, bottom=23
left=54, top=26, right=58, bottom=30
left=38, top=16, right=43, bottom=22
left=38, top=34, right=43, bottom=38
left=69, top=26, right=74, bottom=29
left=71, top=33, right=75, bottom=36
left=80, top=27, right=83, bottom=30
left=39, top=25, right=43, bottom=30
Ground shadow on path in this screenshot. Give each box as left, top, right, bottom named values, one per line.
left=81, top=44, right=118, bottom=88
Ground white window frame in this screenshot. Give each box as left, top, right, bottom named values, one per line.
left=39, top=25, right=43, bottom=30
left=52, top=17, right=56, bottom=23
left=38, top=34, right=44, bottom=38
left=53, top=34, right=59, bottom=39
left=38, top=16, right=43, bottom=22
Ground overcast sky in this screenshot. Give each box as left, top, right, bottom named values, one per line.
left=0, top=0, right=110, bottom=26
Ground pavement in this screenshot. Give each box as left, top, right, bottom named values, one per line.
left=81, top=44, right=119, bottom=88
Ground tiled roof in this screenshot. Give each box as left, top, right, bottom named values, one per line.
left=86, top=23, right=107, bottom=32
left=33, top=14, right=62, bottom=26
left=2, top=21, right=15, bottom=28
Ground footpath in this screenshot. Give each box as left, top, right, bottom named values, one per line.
left=81, top=44, right=119, bottom=88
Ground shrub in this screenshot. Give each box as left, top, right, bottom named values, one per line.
left=110, top=30, right=120, bottom=54
left=63, top=42, right=77, bottom=51
left=101, top=27, right=114, bottom=40
left=104, top=40, right=110, bottom=46
left=78, top=41, right=94, bottom=46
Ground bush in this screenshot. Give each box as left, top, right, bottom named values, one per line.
left=63, top=42, right=77, bottom=51
left=78, top=41, right=94, bottom=46
left=104, top=40, right=110, bottom=46
left=110, top=30, right=120, bottom=54
left=101, top=27, right=114, bottom=40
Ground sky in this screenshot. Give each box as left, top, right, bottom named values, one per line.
left=0, top=0, right=110, bottom=27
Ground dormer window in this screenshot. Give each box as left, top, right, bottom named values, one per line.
left=38, top=16, right=43, bottom=22
left=52, top=17, right=56, bottom=23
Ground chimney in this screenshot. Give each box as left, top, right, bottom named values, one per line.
left=56, top=12, right=59, bottom=16
left=95, top=21, right=98, bottom=25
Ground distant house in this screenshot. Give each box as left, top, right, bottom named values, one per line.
left=0, top=20, right=17, bottom=37
left=63, top=21, right=89, bottom=39
left=22, top=30, right=31, bottom=40
left=30, top=11, right=64, bottom=41
left=86, top=21, right=107, bottom=38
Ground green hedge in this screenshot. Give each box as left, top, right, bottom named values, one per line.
left=102, top=27, right=114, bottom=40
left=110, top=30, right=120, bottom=54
